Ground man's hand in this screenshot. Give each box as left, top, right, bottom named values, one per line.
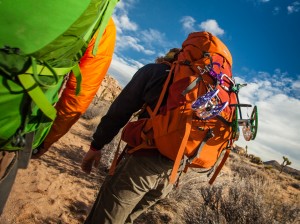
left=81, top=148, right=101, bottom=174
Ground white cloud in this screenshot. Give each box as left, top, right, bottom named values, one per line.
left=114, top=0, right=136, bottom=13
left=113, top=0, right=138, bottom=34
left=180, top=17, right=225, bottom=36
left=236, top=91, right=300, bottom=169
left=180, top=16, right=196, bottom=33
left=115, top=35, right=155, bottom=55
left=112, top=0, right=182, bottom=60
left=292, top=79, right=300, bottom=88
left=235, top=70, right=300, bottom=169
left=108, top=54, right=140, bottom=87
left=119, top=15, right=138, bottom=31
left=199, top=19, right=224, bottom=36
left=287, top=1, right=300, bottom=14
left=140, top=29, right=166, bottom=46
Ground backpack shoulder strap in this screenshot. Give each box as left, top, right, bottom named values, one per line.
left=152, top=63, right=176, bottom=116
left=169, top=113, right=193, bottom=184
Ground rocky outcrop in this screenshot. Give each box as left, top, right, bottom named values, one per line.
left=96, top=74, right=122, bottom=103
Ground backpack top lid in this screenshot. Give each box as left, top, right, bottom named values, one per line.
left=0, top=0, right=92, bottom=54
left=180, top=31, right=233, bottom=67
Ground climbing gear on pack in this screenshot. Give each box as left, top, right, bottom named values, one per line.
left=231, top=82, right=259, bottom=141
left=192, top=89, right=228, bottom=120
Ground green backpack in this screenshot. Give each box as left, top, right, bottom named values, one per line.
left=0, top=0, right=118, bottom=152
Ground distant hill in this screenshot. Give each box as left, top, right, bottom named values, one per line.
left=264, top=160, right=300, bottom=179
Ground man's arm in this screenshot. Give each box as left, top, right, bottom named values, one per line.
left=81, top=64, right=169, bottom=173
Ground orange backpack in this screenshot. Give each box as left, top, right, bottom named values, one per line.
left=116, top=32, right=238, bottom=184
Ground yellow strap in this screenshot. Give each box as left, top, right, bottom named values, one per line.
left=26, top=62, right=82, bottom=95
left=25, top=64, right=73, bottom=76
left=71, top=63, right=82, bottom=95
left=18, top=74, right=56, bottom=121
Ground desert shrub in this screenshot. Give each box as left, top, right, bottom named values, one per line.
left=185, top=185, right=226, bottom=224
left=182, top=177, right=299, bottom=224
left=294, top=175, right=300, bottom=181
left=231, top=163, right=257, bottom=177
left=134, top=197, right=182, bottom=224
left=219, top=180, right=272, bottom=223
left=82, top=100, right=110, bottom=120
left=135, top=211, right=172, bottom=224
left=290, top=182, right=300, bottom=190
left=264, top=165, right=273, bottom=170
left=250, top=156, right=263, bottom=165
left=229, top=161, right=268, bottom=184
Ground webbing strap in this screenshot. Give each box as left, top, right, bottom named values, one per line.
left=182, top=76, right=202, bottom=96
left=71, top=63, right=82, bottom=95
left=169, top=114, right=193, bottom=184
left=25, top=62, right=82, bottom=95
left=108, top=138, right=123, bottom=175
left=208, top=149, right=230, bottom=185
left=153, top=65, right=175, bottom=116
left=92, top=1, right=110, bottom=56
left=18, top=74, right=56, bottom=121
left=92, top=0, right=119, bottom=55
left=25, top=64, right=72, bottom=77
left=126, top=142, right=155, bottom=154
left=187, top=129, right=213, bottom=163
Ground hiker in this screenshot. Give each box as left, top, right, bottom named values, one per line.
left=81, top=48, right=181, bottom=223
left=32, top=17, right=116, bottom=158
left=0, top=0, right=119, bottom=214
left=81, top=31, right=241, bottom=223
left=0, top=18, right=116, bottom=214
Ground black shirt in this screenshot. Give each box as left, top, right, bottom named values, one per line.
left=91, top=63, right=170, bottom=150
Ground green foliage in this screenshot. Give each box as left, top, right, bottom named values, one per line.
left=264, top=165, right=273, bottom=170
left=250, top=156, right=263, bottom=165
left=280, top=156, right=292, bottom=173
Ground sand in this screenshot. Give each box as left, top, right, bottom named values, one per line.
left=0, top=75, right=122, bottom=224
left=0, top=117, right=104, bottom=224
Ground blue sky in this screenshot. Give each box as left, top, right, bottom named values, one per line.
left=108, top=0, right=300, bottom=169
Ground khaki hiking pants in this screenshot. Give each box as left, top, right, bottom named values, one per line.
left=84, top=152, right=179, bottom=224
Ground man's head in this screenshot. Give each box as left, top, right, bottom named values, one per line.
left=155, top=48, right=181, bottom=64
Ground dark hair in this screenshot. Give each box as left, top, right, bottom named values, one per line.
left=155, top=48, right=181, bottom=64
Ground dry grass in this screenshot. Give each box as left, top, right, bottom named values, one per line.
left=134, top=154, right=300, bottom=224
